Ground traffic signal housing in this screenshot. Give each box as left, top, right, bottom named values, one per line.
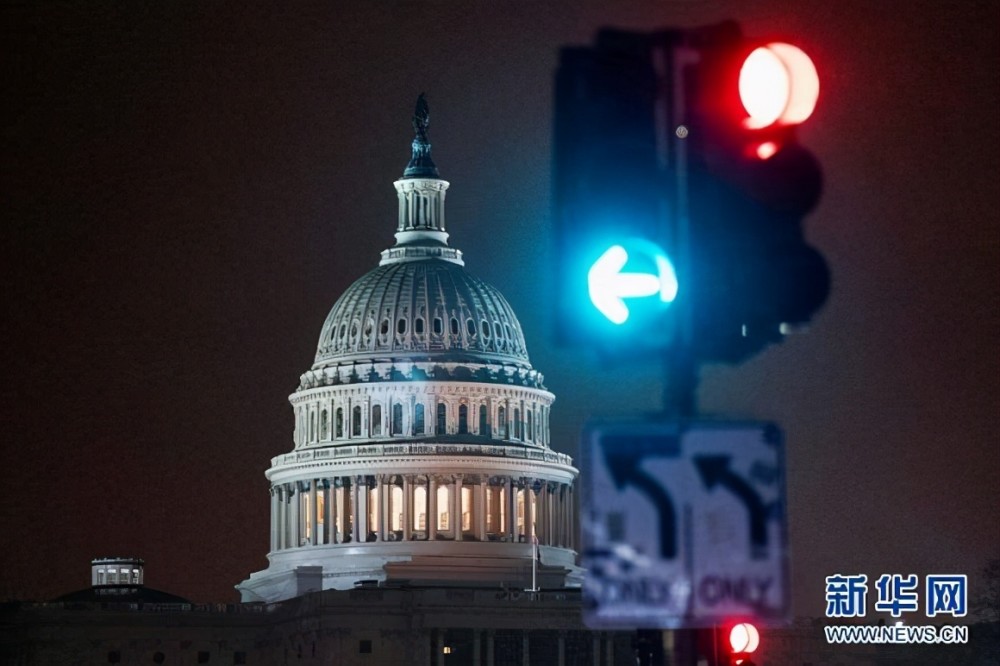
left=552, top=30, right=681, bottom=352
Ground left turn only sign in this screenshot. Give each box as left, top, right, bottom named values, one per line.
left=581, top=420, right=789, bottom=629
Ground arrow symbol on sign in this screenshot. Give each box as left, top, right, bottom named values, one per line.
left=605, top=449, right=677, bottom=560
left=694, top=455, right=771, bottom=558
left=588, top=245, right=678, bottom=325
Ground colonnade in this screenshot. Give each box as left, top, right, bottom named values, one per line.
left=270, top=474, right=575, bottom=552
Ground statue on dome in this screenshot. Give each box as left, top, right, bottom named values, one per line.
left=413, top=93, right=430, bottom=142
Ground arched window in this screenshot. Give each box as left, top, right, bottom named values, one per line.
left=526, top=410, right=533, bottom=442
left=392, top=403, right=403, bottom=435
left=458, top=404, right=468, bottom=434
left=414, top=403, right=425, bottom=434
left=310, top=412, right=317, bottom=442
left=498, top=406, right=506, bottom=438
left=335, top=408, right=343, bottom=438
left=320, top=410, right=329, bottom=440
left=352, top=406, right=362, bottom=436
left=372, top=404, right=382, bottom=436
left=514, top=408, right=521, bottom=439
left=436, top=403, right=446, bottom=434
left=479, top=404, right=488, bottom=435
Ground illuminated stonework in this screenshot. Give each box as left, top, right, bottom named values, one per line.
left=237, top=101, right=580, bottom=603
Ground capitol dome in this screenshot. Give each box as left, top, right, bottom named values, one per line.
left=238, top=97, right=580, bottom=603
left=313, top=258, right=532, bottom=370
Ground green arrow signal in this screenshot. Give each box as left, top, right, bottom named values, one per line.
left=587, top=243, right=678, bottom=324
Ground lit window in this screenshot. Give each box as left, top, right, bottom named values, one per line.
left=437, top=486, right=450, bottom=530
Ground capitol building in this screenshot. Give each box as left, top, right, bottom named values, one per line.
left=238, top=95, right=581, bottom=602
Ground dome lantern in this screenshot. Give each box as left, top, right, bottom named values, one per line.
left=383, top=94, right=462, bottom=266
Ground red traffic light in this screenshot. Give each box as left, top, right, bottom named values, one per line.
left=739, top=43, right=819, bottom=129
left=729, top=622, right=760, bottom=664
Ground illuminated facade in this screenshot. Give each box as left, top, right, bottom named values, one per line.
left=237, top=98, right=581, bottom=603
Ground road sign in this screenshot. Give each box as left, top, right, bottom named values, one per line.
left=582, top=420, right=789, bottom=628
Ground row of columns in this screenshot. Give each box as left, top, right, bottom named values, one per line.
left=270, top=475, right=575, bottom=552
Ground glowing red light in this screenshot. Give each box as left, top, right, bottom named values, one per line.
left=739, top=43, right=819, bottom=129
left=755, top=141, right=779, bottom=160
left=729, top=622, right=760, bottom=653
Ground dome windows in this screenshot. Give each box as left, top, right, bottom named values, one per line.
left=415, top=317, right=425, bottom=335
left=466, top=318, right=476, bottom=337
left=481, top=320, right=490, bottom=338
left=450, top=317, right=459, bottom=336
left=433, top=317, right=443, bottom=336
left=392, top=403, right=403, bottom=435
left=397, top=318, right=407, bottom=335
left=352, top=406, right=362, bottom=436
left=414, top=404, right=425, bottom=434
left=436, top=403, right=447, bottom=434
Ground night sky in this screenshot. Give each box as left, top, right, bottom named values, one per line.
left=2, top=1, right=997, bottom=619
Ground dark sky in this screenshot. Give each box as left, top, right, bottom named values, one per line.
left=2, top=1, right=997, bottom=618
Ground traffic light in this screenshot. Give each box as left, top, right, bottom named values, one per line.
left=552, top=23, right=829, bottom=363
left=552, top=30, right=681, bottom=352
left=681, top=23, right=829, bottom=362
left=728, top=622, right=760, bottom=665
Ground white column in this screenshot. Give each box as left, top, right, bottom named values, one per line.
left=380, top=476, right=391, bottom=541
left=453, top=475, right=463, bottom=541
left=270, top=487, right=278, bottom=552
left=403, top=475, right=412, bottom=541
left=524, top=480, right=534, bottom=542
left=312, top=480, right=320, bottom=546
left=290, top=483, right=301, bottom=547
left=506, top=478, right=516, bottom=542
left=428, top=475, right=438, bottom=540
left=476, top=479, right=487, bottom=541
left=332, top=477, right=337, bottom=544
left=351, top=477, right=361, bottom=543
left=538, top=483, right=548, bottom=545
